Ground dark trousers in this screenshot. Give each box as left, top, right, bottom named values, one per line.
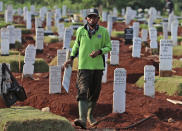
left=76, top=70, right=103, bottom=103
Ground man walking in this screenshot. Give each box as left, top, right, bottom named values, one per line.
left=64, top=8, right=111, bottom=129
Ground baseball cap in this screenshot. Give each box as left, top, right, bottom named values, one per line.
left=86, top=8, right=99, bottom=17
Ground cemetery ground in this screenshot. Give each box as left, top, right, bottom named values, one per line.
left=1, top=19, right=182, bottom=130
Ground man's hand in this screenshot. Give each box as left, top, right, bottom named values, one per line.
left=63, top=59, right=73, bottom=69
left=89, top=50, right=101, bottom=58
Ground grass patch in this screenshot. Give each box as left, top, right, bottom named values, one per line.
left=136, top=75, right=182, bottom=96
left=0, top=55, right=48, bottom=72
left=140, top=24, right=148, bottom=29
left=173, top=59, right=182, bottom=68
left=173, top=45, right=182, bottom=57
left=0, top=106, right=74, bottom=131
left=44, top=36, right=59, bottom=44
left=0, top=21, right=11, bottom=28
left=49, top=56, right=57, bottom=66
left=13, top=24, right=26, bottom=28
left=0, top=50, right=20, bottom=55
left=111, top=30, right=124, bottom=38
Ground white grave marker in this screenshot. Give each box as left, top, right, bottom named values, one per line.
left=35, top=17, right=42, bottom=28
left=24, top=44, right=36, bottom=64
left=46, top=12, right=52, bottom=33
left=110, top=40, right=120, bottom=65
left=5, top=9, right=13, bottom=23
left=14, top=28, right=22, bottom=43
left=35, top=28, right=44, bottom=51
left=133, top=22, right=139, bottom=37
left=144, top=65, right=155, bottom=97
left=163, top=22, right=168, bottom=39
left=107, top=15, right=113, bottom=37
left=63, top=28, right=72, bottom=49
left=23, top=7, right=28, bottom=21
left=132, top=37, right=141, bottom=58
left=1, top=28, right=9, bottom=56
left=57, top=49, right=68, bottom=66
left=26, top=11, right=32, bottom=29
left=58, top=23, right=64, bottom=41
left=113, top=68, right=126, bottom=113
left=159, top=39, right=173, bottom=71
left=141, top=29, right=148, bottom=42
left=149, top=27, right=158, bottom=49
left=49, top=66, right=61, bottom=94
left=171, top=19, right=179, bottom=46
left=62, top=5, right=67, bottom=17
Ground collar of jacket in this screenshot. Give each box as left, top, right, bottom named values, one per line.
left=84, top=24, right=99, bottom=38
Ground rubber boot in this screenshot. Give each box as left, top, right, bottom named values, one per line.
left=87, top=101, right=97, bottom=126
left=74, top=100, right=88, bottom=129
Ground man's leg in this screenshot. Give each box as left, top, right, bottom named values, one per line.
left=74, top=70, right=90, bottom=129
left=87, top=70, right=103, bottom=126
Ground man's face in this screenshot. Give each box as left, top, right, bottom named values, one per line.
left=86, top=14, right=99, bottom=27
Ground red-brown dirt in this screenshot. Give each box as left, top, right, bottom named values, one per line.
left=1, top=18, right=182, bottom=130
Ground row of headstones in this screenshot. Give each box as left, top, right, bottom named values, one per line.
left=113, top=65, right=155, bottom=113
left=109, top=38, right=172, bottom=75
left=22, top=24, right=72, bottom=77
left=110, top=39, right=172, bottom=71
left=1, top=25, right=21, bottom=55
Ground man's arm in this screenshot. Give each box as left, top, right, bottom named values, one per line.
left=64, top=28, right=80, bottom=68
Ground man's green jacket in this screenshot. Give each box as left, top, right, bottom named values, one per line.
left=70, top=25, right=111, bottom=70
